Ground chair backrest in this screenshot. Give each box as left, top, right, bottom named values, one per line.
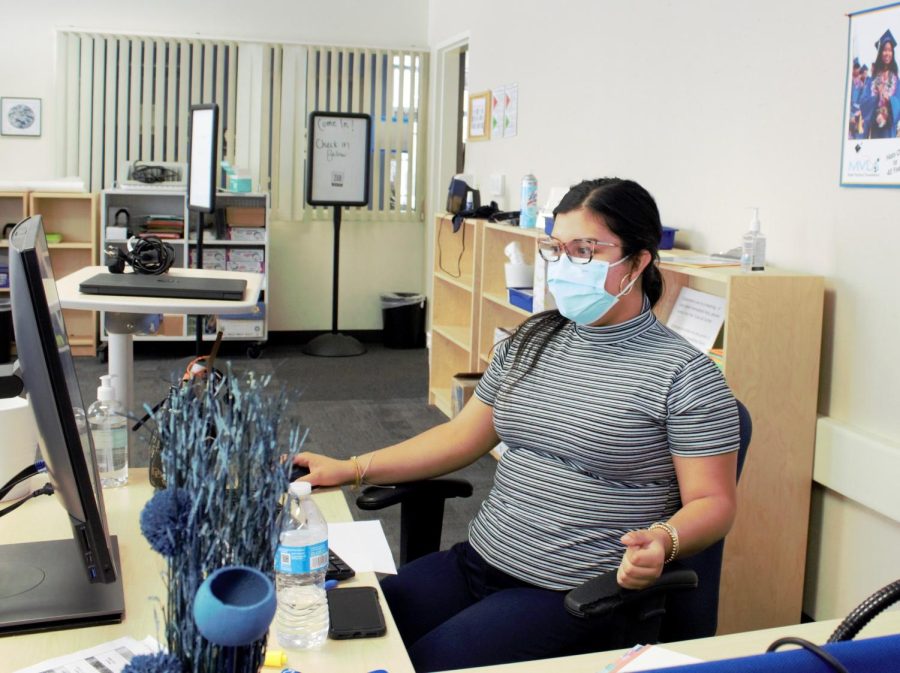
left=659, top=398, right=752, bottom=642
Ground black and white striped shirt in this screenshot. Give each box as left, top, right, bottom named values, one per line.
left=469, top=299, right=739, bottom=590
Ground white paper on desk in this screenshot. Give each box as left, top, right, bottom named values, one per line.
left=610, top=644, right=703, bottom=671
left=14, top=635, right=160, bottom=673
left=666, top=287, right=726, bottom=354
left=329, top=520, right=397, bottom=574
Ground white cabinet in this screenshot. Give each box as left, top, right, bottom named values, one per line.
left=100, top=189, right=269, bottom=351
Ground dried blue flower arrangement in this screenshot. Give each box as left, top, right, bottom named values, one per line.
left=140, top=367, right=303, bottom=673
left=122, top=652, right=183, bottom=673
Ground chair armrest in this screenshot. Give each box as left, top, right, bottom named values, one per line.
left=356, top=478, right=473, bottom=510
left=564, top=565, right=698, bottom=618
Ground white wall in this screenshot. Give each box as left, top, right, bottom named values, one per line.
left=427, top=0, right=900, bottom=619
left=0, top=0, right=430, bottom=330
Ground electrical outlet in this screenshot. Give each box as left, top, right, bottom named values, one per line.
left=490, top=174, right=505, bottom=196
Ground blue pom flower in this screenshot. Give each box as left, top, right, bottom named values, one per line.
left=122, top=652, right=183, bottom=673
left=140, top=487, right=191, bottom=557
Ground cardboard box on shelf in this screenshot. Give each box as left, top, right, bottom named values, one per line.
left=225, top=207, right=265, bottom=227
left=451, top=373, right=482, bottom=418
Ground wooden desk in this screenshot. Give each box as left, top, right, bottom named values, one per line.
left=0, top=469, right=414, bottom=673
left=439, top=610, right=900, bottom=673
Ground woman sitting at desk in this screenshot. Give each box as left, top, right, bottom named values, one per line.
left=294, top=177, right=740, bottom=672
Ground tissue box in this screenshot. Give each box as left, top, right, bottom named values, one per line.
left=188, top=248, right=227, bottom=270
left=227, top=174, right=252, bottom=193
left=508, top=288, right=534, bottom=312
left=228, top=227, right=266, bottom=242
left=504, top=262, right=534, bottom=289
left=227, top=248, right=265, bottom=273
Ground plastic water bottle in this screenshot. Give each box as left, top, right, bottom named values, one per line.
left=274, top=481, right=329, bottom=649
left=87, top=375, right=128, bottom=488
left=519, top=173, right=538, bottom=228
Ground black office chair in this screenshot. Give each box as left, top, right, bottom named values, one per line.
left=357, top=399, right=752, bottom=651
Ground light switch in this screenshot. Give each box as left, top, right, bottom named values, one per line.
left=490, top=174, right=505, bottom=196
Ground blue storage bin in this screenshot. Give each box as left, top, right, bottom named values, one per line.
left=508, top=288, right=534, bottom=312
left=661, top=226, right=678, bottom=250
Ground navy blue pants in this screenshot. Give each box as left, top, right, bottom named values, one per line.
left=381, top=541, right=610, bottom=672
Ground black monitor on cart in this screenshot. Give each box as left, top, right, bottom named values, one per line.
left=0, top=215, right=124, bottom=635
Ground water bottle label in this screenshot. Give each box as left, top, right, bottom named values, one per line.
left=275, top=541, right=328, bottom=574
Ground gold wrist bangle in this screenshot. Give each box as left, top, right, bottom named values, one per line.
left=350, top=456, right=362, bottom=490
left=359, top=454, right=374, bottom=486
left=649, top=521, right=679, bottom=564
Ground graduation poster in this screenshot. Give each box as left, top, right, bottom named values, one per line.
left=842, top=2, right=900, bottom=186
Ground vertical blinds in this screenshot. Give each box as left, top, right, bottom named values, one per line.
left=57, top=32, right=428, bottom=222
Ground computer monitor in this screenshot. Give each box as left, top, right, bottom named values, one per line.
left=0, top=215, right=124, bottom=635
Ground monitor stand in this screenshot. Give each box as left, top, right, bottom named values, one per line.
left=0, top=536, right=124, bottom=636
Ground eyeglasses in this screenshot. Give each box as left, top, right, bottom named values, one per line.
left=537, top=236, right=621, bottom=264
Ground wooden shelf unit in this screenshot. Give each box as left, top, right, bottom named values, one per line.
left=427, top=214, right=825, bottom=636
left=655, top=259, right=824, bottom=635
left=428, top=215, right=482, bottom=416
left=0, top=192, right=30, bottom=298
left=29, top=192, right=99, bottom=356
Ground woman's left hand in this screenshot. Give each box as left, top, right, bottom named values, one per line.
left=617, top=529, right=667, bottom=590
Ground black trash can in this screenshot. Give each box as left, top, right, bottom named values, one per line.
left=381, top=292, right=426, bottom=349
left=0, top=299, right=11, bottom=364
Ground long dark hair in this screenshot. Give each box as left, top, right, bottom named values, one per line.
left=497, top=178, right=664, bottom=389
left=873, top=41, right=898, bottom=77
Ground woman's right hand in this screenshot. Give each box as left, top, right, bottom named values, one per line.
left=292, top=451, right=356, bottom=488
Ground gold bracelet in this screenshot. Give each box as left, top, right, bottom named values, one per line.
left=649, top=521, right=679, bottom=564
left=350, top=456, right=362, bottom=490
left=359, top=454, right=374, bottom=485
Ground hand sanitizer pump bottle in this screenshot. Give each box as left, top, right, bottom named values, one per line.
left=740, top=207, right=766, bottom=272
left=88, top=375, right=128, bottom=488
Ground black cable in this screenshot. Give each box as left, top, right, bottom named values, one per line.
left=130, top=161, right=180, bottom=184
left=106, top=236, right=176, bottom=275
left=827, top=578, right=900, bottom=642
left=0, top=483, right=55, bottom=519
left=437, top=217, right=466, bottom=278
left=766, top=637, right=849, bottom=673
left=0, top=460, right=46, bottom=501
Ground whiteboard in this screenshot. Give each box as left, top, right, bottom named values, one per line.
left=188, top=104, right=218, bottom=212
left=306, top=112, right=372, bottom=206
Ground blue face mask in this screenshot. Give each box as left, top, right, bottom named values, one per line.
left=547, top=255, right=637, bottom=325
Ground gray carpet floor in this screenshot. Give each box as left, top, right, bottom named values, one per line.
left=72, top=342, right=497, bottom=562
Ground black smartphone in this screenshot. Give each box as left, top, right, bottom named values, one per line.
left=327, top=586, right=387, bottom=639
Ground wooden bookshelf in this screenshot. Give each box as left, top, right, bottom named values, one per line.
left=427, top=214, right=825, bottom=635
left=28, top=192, right=99, bottom=356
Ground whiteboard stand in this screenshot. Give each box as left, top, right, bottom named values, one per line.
left=302, top=206, right=366, bottom=357
left=302, top=111, right=373, bottom=358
